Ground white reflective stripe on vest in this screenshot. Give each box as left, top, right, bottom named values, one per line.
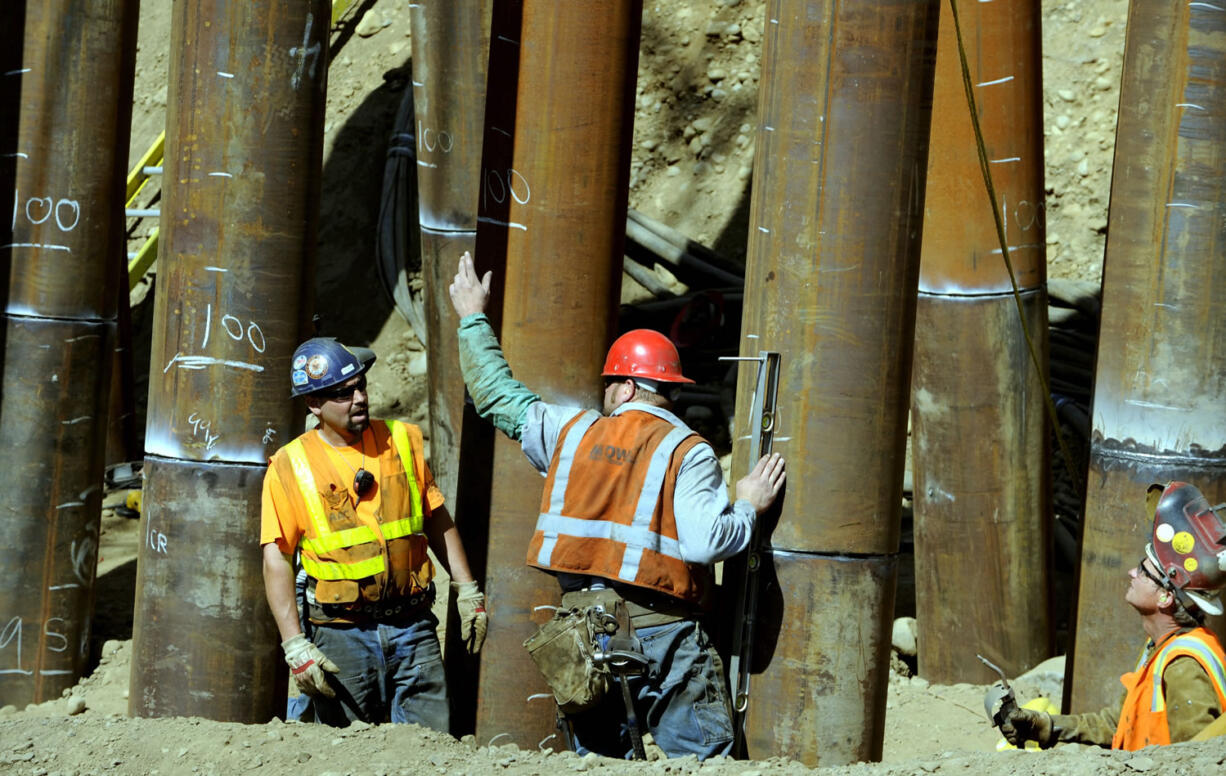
left=536, top=415, right=690, bottom=579
left=618, top=426, right=691, bottom=579
left=535, top=514, right=684, bottom=562
left=537, top=410, right=600, bottom=564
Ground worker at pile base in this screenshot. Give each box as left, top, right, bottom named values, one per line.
left=448, top=252, right=786, bottom=760
left=260, top=336, right=488, bottom=728
left=1001, top=481, right=1226, bottom=750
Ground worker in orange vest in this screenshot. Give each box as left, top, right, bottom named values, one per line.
left=1001, top=481, right=1226, bottom=749
left=261, top=337, right=487, bottom=728
left=449, top=252, right=786, bottom=760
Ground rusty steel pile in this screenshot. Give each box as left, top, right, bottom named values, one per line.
left=1, top=0, right=1223, bottom=767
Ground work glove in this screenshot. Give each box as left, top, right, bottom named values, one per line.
left=999, top=707, right=1054, bottom=748
left=453, top=580, right=488, bottom=655
left=281, top=633, right=339, bottom=699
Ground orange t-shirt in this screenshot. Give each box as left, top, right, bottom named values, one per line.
left=260, top=421, right=445, bottom=555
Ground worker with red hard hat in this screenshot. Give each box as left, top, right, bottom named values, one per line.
left=449, top=252, right=785, bottom=760
left=1001, top=481, right=1226, bottom=749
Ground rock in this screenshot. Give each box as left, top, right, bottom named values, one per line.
left=707, top=67, right=727, bottom=82
left=693, top=116, right=715, bottom=133
left=1057, top=89, right=1076, bottom=102
left=407, top=351, right=428, bottom=376
left=355, top=12, right=384, bottom=38
left=892, top=616, right=917, bottom=657
left=65, top=696, right=86, bottom=716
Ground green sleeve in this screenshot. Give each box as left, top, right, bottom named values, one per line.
left=1051, top=708, right=1119, bottom=747
left=1051, top=685, right=1123, bottom=747
left=457, top=313, right=541, bottom=442
left=1162, top=656, right=1223, bottom=743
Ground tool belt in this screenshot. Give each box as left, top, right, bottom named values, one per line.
left=524, top=587, right=689, bottom=714
left=307, top=581, right=435, bottom=625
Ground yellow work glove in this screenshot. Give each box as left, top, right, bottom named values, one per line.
left=281, top=633, right=339, bottom=699
left=453, top=580, right=488, bottom=655
left=999, top=707, right=1054, bottom=749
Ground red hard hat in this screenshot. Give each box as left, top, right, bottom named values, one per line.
left=601, top=329, right=694, bottom=384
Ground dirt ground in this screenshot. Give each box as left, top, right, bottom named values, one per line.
left=5, top=1, right=1223, bottom=774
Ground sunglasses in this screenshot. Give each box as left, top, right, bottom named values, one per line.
left=1137, top=558, right=1168, bottom=588
left=315, top=375, right=367, bottom=401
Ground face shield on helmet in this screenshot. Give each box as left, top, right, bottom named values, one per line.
left=289, top=337, right=376, bottom=398
left=1146, top=481, right=1226, bottom=616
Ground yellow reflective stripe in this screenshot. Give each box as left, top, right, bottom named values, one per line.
left=301, top=553, right=386, bottom=581
left=387, top=420, right=424, bottom=533
left=301, top=524, right=377, bottom=554
left=381, top=517, right=421, bottom=541
left=285, top=440, right=332, bottom=540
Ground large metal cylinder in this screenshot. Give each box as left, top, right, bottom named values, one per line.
left=912, top=0, right=1051, bottom=684
left=730, top=0, right=939, bottom=765
left=470, top=0, right=641, bottom=750
left=0, top=0, right=136, bottom=705
left=130, top=0, right=327, bottom=720
left=1068, top=1, right=1226, bottom=713
left=411, top=0, right=492, bottom=506
left=407, top=0, right=492, bottom=736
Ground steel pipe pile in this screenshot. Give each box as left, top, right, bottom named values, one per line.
left=912, top=0, right=1052, bottom=684
left=470, top=0, right=642, bottom=750
left=0, top=0, right=137, bottom=706
left=129, top=0, right=327, bottom=721
left=729, top=0, right=939, bottom=765
left=1068, top=1, right=1226, bottom=713
left=407, top=0, right=493, bottom=735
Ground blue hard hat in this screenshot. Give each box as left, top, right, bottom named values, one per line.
left=289, top=337, right=376, bottom=398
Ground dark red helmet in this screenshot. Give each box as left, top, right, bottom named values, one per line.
left=601, top=329, right=694, bottom=384
left=1145, top=481, right=1226, bottom=616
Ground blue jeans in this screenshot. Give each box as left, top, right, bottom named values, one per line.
left=567, top=619, right=734, bottom=760
left=299, top=612, right=450, bottom=730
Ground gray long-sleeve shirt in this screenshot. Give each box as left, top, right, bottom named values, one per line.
left=458, top=313, right=755, bottom=565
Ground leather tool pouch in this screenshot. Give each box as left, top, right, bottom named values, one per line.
left=523, top=589, right=622, bottom=713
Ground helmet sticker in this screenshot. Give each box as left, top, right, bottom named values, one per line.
left=1185, top=557, right=1199, bottom=573
left=305, top=354, right=330, bottom=380
left=1172, top=531, right=1195, bottom=555
left=292, top=354, right=308, bottom=370
left=292, top=369, right=309, bottom=386
left=1155, top=522, right=1175, bottom=543
left=341, top=363, right=356, bottom=376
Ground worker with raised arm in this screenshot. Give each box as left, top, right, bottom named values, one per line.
left=1000, top=481, right=1226, bottom=749
left=260, top=337, right=487, bottom=728
left=448, top=251, right=786, bottom=760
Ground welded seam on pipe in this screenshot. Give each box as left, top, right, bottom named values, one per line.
left=949, top=0, right=1083, bottom=498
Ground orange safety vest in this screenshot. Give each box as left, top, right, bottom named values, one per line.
left=527, top=408, right=712, bottom=604
left=269, top=420, right=431, bottom=607
left=1112, top=627, right=1226, bottom=750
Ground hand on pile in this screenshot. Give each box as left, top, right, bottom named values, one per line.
left=453, top=580, right=488, bottom=655
left=449, top=251, right=492, bottom=318
left=281, top=633, right=339, bottom=699
left=734, top=452, right=787, bottom=515
left=999, top=707, right=1054, bottom=748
